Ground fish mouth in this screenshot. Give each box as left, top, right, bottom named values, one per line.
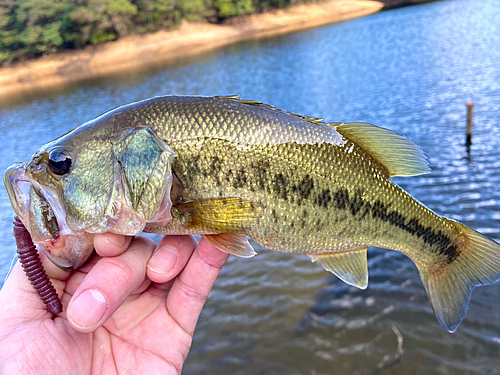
left=4, top=163, right=92, bottom=270
left=39, top=244, right=74, bottom=270
left=4, top=163, right=73, bottom=239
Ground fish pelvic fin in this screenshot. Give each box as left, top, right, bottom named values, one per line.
left=205, top=233, right=257, bottom=258
left=417, top=218, right=500, bottom=333
left=336, top=123, right=430, bottom=177
left=308, top=248, right=368, bottom=289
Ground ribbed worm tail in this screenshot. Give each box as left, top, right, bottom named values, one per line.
left=13, top=216, right=62, bottom=314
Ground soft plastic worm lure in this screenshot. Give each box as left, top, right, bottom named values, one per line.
left=13, top=216, right=62, bottom=314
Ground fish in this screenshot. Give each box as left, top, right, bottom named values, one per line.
left=4, top=95, right=500, bottom=332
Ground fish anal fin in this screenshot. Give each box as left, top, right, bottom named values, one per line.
left=309, top=248, right=368, bottom=289
left=336, top=123, right=430, bottom=177
left=416, top=218, right=500, bottom=333
left=176, top=197, right=258, bottom=232
left=205, top=233, right=257, bottom=258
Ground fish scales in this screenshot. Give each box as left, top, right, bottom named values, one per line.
left=158, top=136, right=456, bottom=269
left=105, top=96, right=346, bottom=148
left=5, top=95, right=500, bottom=333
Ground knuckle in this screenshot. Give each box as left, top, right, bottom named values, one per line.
left=176, top=277, right=207, bottom=303
left=99, top=257, right=137, bottom=285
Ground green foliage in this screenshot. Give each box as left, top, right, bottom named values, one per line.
left=0, top=0, right=69, bottom=61
left=0, top=0, right=317, bottom=64
left=178, top=0, right=205, bottom=21
left=134, top=0, right=205, bottom=31
left=213, top=0, right=254, bottom=19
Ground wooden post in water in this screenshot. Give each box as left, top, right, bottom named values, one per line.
left=466, top=102, right=474, bottom=147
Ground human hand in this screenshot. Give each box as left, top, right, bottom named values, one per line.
left=0, top=234, right=229, bottom=375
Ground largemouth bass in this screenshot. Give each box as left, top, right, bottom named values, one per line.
left=4, top=95, right=500, bottom=332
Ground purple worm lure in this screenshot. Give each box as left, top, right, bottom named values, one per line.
left=13, top=216, right=62, bottom=314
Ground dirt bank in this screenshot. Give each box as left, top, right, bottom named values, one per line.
left=0, top=0, right=383, bottom=101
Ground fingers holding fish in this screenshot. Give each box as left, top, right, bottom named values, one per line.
left=67, top=236, right=156, bottom=332
left=147, top=235, right=197, bottom=284
left=94, top=233, right=133, bottom=257
left=166, top=237, right=229, bottom=335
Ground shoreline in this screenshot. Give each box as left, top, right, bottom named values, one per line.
left=0, top=0, right=383, bottom=101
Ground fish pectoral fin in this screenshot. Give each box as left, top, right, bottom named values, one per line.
left=308, top=248, right=368, bottom=289
left=176, top=197, right=258, bottom=232
left=205, top=233, right=257, bottom=258
left=336, top=122, right=430, bottom=177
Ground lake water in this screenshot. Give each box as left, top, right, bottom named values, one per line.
left=1, top=0, right=500, bottom=373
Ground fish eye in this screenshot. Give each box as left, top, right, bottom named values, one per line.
left=48, top=149, right=72, bottom=176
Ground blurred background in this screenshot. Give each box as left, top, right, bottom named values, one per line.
left=1, top=0, right=500, bottom=374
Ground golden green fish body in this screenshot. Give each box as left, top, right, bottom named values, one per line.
left=137, top=97, right=451, bottom=268
left=5, top=95, right=500, bottom=333
left=161, top=138, right=449, bottom=265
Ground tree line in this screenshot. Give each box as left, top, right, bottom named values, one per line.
left=0, top=0, right=316, bottom=64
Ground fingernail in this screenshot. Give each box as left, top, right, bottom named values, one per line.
left=69, top=289, right=108, bottom=329
left=107, top=234, right=129, bottom=248
left=148, top=246, right=177, bottom=274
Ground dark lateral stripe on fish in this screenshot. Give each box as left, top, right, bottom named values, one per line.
left=314, top=187, right=459, bottom=263
left=269, top=173, right=316, bottom=204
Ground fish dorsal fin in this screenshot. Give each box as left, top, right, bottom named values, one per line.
left=216, top=95, right=326, bottom=126
left=336, top=123, right=430, bottom=177
left=176, top=197, right=258, bottom=232
left=308, top=248, right=368, bottom=289
left=205, top=233, right=257, bottom=258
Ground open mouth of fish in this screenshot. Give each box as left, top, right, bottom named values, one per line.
left=4, top=162, right=93, bottom=270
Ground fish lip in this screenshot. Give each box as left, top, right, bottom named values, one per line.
left=4, top=163, right=30, bottom=223
left=39, top=244, right=74, bottom=271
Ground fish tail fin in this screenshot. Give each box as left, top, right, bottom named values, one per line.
left=417, top=218, right=500, bottom=333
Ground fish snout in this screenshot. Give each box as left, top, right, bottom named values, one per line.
left=4, top=163, right=31, bottom=223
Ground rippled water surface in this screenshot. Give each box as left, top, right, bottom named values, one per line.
left=1, top=0, right=500, bottom=373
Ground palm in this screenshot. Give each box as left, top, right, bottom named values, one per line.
left=0, top=236, right=228, bottom=375
left=94, top=284, right=192, bottom=374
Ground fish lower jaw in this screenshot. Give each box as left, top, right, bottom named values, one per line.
left=39, top=243, right=74, bottom=270
left=40, top=231, right=95, bottom=270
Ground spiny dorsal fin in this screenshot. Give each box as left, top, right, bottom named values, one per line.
left=308, top=248, right=368, bottom=289
left=216, top=95, right=326, bottom=126
left=336, top=123, right=430, bottom=177
left=214, top=95, right=241, bottom=100
left=205, top=233, right=257, bottom=258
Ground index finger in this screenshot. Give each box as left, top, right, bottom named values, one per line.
left=166, top=237, right=229, bottom=335
left=67, top=236, right=155, bottom=332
